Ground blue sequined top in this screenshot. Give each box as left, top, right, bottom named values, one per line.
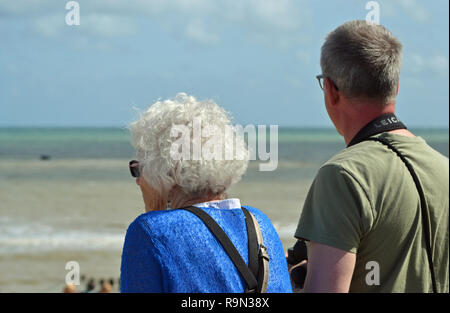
left=120, top=198, right=292, bottom=293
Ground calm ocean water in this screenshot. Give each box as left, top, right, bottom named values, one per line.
left=0, top=127, right=448, bottom=292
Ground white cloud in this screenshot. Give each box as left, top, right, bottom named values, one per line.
left=32, top=14, right=63, bottom=38
left=248, top=0, right=302, bottom=31
left=429, top=55, right=449, bottom=76
left=295, top=50, right=313, bottom=64
left=81, top=14, right=137, bottom=37
left=31, top=12, right=136, bottom=39
left=0, top=0, right=309, bottom=46
left=398, top=0, right=431, bottom=23
left=285, top=76, right=304, bottom=88
left=184, top=19, right=219, bottom=44
left=0, top=0, right=55, bottom=17
left=5, top=63, right=19, bottom=74
left=405, top=53, right=449, bottom=77
left=380, top=0, right=431, bottom=23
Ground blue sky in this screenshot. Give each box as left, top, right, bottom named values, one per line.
left=1, top=0, right=448, bottom=127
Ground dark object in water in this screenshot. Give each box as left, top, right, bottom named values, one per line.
left=40, top=154, right=51, bottom=161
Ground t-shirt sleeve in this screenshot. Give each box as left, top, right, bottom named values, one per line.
left=120, top=217, right=164, bottom=292
left=294, top=164, right=373, bottom=253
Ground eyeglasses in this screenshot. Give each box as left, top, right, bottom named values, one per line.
left=129, top=160, right=140, bottom=178
left=316, top=74, right=339, bottom=91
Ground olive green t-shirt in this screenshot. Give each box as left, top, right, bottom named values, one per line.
left=295, top=132, right=449, bottom=293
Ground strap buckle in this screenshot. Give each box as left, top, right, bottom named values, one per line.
left=259, top=244, right=269, bottom=261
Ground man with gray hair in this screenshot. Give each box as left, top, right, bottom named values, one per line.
left=293, top=20, right=449, bottom=292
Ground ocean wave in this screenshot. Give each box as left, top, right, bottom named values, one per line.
left=0, top=221, right=125, bottom=254
left=272, top=222, right=298, bottom=239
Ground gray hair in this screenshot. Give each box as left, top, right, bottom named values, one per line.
left=129, top=93, right=249, bottom=200
left=320, top=20, right=403, bottom=104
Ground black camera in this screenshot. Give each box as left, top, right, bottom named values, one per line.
left=286, top=240, right=308, bottom=289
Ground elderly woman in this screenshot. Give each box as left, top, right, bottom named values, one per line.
left=120, top=93, right=292, bottom=293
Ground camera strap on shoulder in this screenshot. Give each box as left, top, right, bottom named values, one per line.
left=182, top=206, right=269, bottom=293
left=242, top=207, right=270, bottom=293
left=362, top=137, right=437, bottom=293
left=347, top=113, right=407, bottom=147
left=348, top=113, right=437, bottom=293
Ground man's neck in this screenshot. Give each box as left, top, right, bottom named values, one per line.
left=342, top=104, right=396, bottom=145
left=342, top=106, right=416, bottom=145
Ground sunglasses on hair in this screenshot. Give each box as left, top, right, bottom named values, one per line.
left=129, top=160, right=140, bottom=178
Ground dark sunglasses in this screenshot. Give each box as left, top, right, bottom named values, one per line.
left=129, top=160, right=140, bottom=178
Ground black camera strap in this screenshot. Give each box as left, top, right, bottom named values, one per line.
left=347, top=113, right=407, bottom=147
left=182, top=206, right=269, bottom=293
left=348, top=113, right=437, bottom=293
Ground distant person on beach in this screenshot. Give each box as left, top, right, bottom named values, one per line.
left=84, top=278, right=96, bottom=293
left=292, top=20, right=449, bottom=292
left=99, top=280, right=113, bottom=293
left=63, top=283, right=77, bottom=293
left=120, top=93, right=292, bottom=292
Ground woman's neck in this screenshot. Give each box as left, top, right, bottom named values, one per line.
left=170, top=192, right=224, bottom=209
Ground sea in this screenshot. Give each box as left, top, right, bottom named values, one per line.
left=0, top=127, right=448, bottom=292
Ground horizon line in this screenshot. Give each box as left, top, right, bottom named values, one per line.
left=0, top=125, right=448, bottom=130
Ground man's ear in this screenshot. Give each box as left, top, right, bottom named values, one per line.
left=396, top=81, right=400, bottom=95
left=325, top=77, right=340, bottom=106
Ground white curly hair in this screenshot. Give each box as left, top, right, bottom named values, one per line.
left=130, top=93, right=249, bottom=203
